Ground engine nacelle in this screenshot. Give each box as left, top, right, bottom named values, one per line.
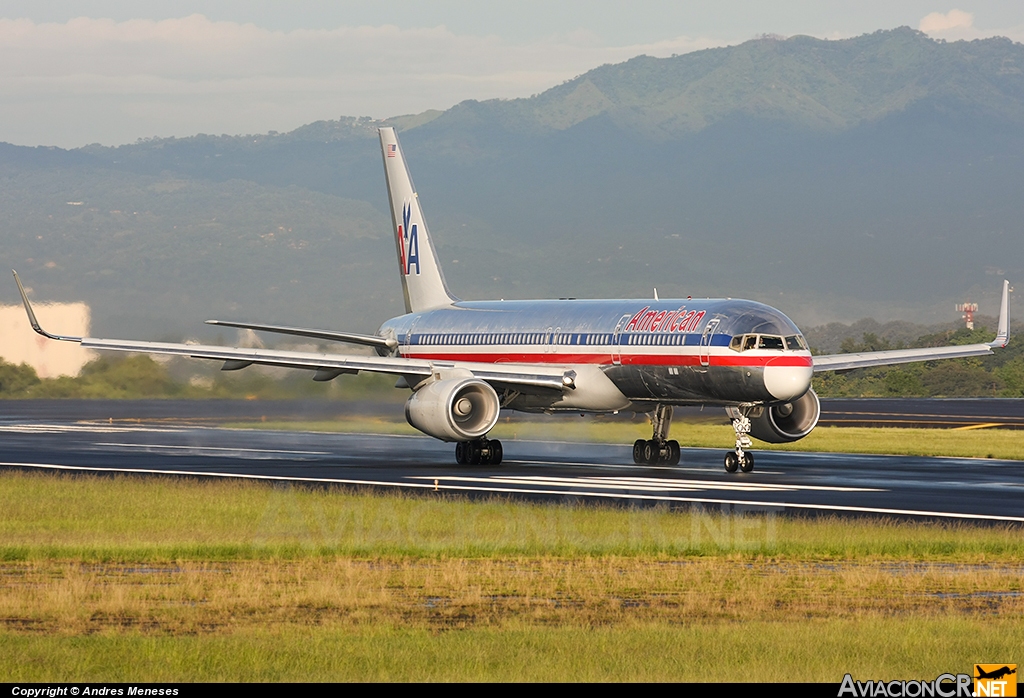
left=747, top=388, right=820, bottom=444
left=405, top=377, right=500, bottom=442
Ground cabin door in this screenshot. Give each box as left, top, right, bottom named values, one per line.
left=699, top=319, right=720, bottom=368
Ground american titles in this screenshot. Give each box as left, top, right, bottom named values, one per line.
left=625, top=306, right=706, bottom=334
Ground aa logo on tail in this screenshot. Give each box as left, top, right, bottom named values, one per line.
left=397, top=202, right=420, bottom=276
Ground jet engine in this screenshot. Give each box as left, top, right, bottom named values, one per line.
left=405, top=377, right=500, bottom=442
left=747, top=388, right=820, bottom=444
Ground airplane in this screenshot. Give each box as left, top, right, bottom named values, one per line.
left=12, top=127, right=1012, bottom=473
left=975, top=666, right=1016, bottom=681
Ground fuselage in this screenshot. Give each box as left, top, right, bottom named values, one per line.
left=378, top=297, right=814, bottom=412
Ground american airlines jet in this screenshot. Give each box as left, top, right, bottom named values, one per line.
left=13, top=128, right=1011, bottom=473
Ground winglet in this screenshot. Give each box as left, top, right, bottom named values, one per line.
left=989, top=279, right=1010, bottom=348
left=11, top=270, right=82, bottom=342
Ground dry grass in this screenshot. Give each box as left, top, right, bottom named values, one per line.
left=1, top=558, right=1022, bottom=636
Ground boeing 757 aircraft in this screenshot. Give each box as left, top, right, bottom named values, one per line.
left=13, top=128, right=1012, bottom=472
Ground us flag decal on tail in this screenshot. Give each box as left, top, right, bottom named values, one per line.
left=386, top=144, right=397, bottom=158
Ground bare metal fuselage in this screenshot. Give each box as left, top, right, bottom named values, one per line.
left=379, top=297, right=814, bottom=413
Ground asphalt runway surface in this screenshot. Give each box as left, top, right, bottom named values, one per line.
left=1, top=400, right=1022, bottom=523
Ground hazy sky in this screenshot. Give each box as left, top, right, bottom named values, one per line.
left=2, top=1, right=1022, bottom=147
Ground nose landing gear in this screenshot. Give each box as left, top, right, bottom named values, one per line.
left=725, top=409, right=755, bottom=473
left=632, top=404, right=681, bottom=466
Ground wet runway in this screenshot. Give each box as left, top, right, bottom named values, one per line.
left=1, top=402, right=1021, bottom=523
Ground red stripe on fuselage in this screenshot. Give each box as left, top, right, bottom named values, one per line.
left=400, top=351, right=813, bottom=368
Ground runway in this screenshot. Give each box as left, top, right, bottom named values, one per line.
left=1, top=403, right=1022, bottom=523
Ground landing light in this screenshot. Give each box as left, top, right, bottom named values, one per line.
left=562, top=370, right=577, bottom=390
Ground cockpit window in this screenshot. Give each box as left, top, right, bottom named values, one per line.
left=785, top=335, right=808, bottom=351
left=730, top=333, right=807, bottom=352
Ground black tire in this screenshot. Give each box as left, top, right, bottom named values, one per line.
left=455, top=441, right=467, bottom=465
left=641, top=440, right=657, bottom=465
left=724, top=452, right=739, bottom=473
left=490, top=440, right=503, bottom=466
left=633, top=439, right=646, bottom=464
left=469, top=442, right=482, bottom=465
left=667, top=440, right=680, bottom=466
left=739, top=452, right=754, bottom=473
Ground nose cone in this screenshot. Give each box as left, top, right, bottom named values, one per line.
left=763, top=359, right=813, bottom=401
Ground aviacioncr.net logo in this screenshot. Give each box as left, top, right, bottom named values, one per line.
left=839, top=673, right=973, bottom=697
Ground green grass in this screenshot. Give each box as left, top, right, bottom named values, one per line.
left=224, top=417, right=1024, bottom=461
left=2, top=471, right=1022, bottom=561
left=3, top=619, right=1021, bottom=682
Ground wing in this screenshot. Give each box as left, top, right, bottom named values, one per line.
left=203, top=319, right=398, bottom=350
left=812, top=280, right=1010, bottom=373
left=12, top=271, right=577, bottom=394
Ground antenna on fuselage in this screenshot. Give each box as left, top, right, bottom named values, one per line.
left=654, top=288, right=659, bottom=301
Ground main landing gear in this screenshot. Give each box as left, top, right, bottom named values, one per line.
left=724, top=408, right=754, bottom=473
left=632, top=404, right=681, bottom=466
left=455, top=437, right=503, bottom=465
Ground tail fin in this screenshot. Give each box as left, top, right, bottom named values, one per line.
left=379, top=127, right=457, bottom=313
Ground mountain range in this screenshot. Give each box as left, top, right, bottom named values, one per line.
left=1, top=27, right=1021, bottom=340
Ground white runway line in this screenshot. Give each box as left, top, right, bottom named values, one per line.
left=507, top=458, right=784, bottom=474
left=1, top=460, right=1021, bottom=523
left=97, top=442, right=331, bottom=456
left=0, top=423, right=185, bottom=434
left=413, top=475, right=883, bottom=493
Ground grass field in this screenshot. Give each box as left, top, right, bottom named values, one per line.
left=1, top=470, right=1022, bottom=681
left=225, top=416, right=1024, bottom=461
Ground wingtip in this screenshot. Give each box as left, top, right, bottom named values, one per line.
left=990, top=279, right=1011, bottom=348
left=10, top=270, right=82, bottom=343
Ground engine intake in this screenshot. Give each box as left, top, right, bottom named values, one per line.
left=748, top=388, right=820, bottom=444
left=405, top=377, right=500, bottom=442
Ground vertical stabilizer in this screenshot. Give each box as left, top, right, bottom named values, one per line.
left=379, top=127, right=457, bottom=313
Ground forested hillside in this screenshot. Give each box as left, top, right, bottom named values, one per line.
left=1, top=28, right=1021, bottom=340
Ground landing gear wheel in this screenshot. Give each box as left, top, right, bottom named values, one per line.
left=641, top=440, right=657, bottom=465
left=666, top=440, right=680, bottom=466
left=633, top=439, right=646, bottom=465
left=724, top=452, right=739, bottom=473
left=455, top=439, right=502, bottom=466
left=739, top=451, right=754, bottom=473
